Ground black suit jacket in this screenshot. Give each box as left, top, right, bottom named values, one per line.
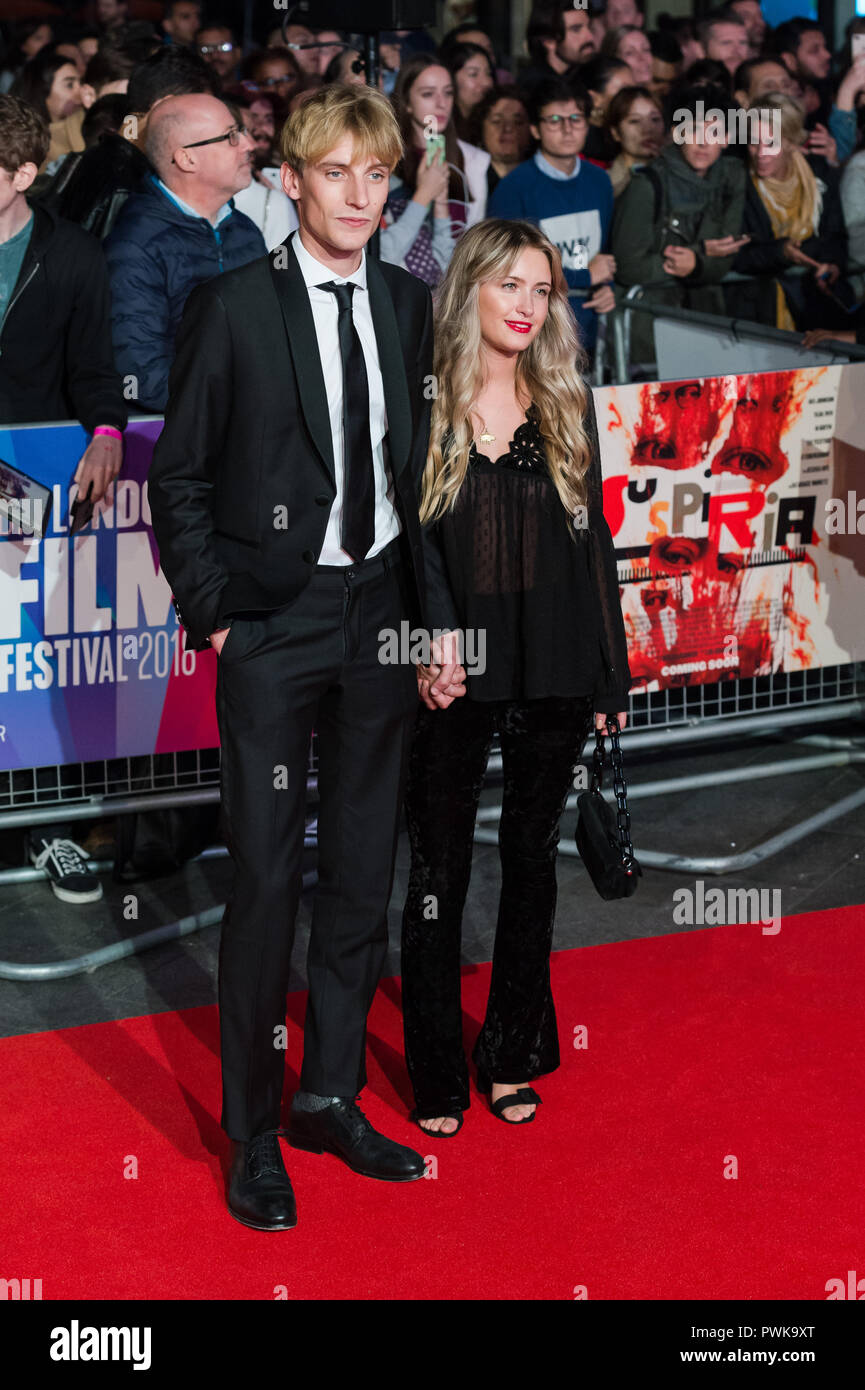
left=148, top=234, right=459, bottom=652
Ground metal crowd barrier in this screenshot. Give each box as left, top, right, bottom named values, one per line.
left=567, top=286, right=608, bottom=386
left=0, top=743, right=319, bottom=981
left=606, top=271, right=865, bottom=383
left=2, top=662, right=862, bottom=978
left=475, top=666, right=865, bottom=870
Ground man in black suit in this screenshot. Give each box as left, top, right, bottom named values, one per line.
left=148, top=84, right=465, bottom=1231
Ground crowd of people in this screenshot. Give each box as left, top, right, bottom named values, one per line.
left=2, top=0, right=865, bottom=419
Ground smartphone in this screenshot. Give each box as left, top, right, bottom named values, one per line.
left=853, top=33, right=865, bottom=59
left=70, top=480, right=95, bottom=533
left=662, top=218, right=688, bottom=245
left=0, top=456, right=51, bottom=537
left=424, top=131, right=446, bottom=167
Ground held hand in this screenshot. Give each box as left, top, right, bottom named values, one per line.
left=429, top=662, right=467, bottom=708
left=703, top=234, right=750, bottom=257
left=209, top=627, right=231, bottom=655
left=662, top=245, right=697, bottom=277
left=413, top=147, right=449, bottom=207
left=584, top=283, right=616, bottom=314
left=595, top=711, right=628, bottom=733
left=814, top=262, right=841, bottom=289
left=429, top=629, right=464, bottom=697
left=434, top=669, right=467, bottom=708
left=73, top=434, right=122, bottom=505
left=417, top=662, right=437, bottom=709
left=418, top=630, right=467, bottom=709
left=417, top=660, right=466, bottom=709
left=588, top=252, right=616, bottom=285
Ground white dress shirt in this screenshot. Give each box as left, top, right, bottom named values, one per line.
left=291, top=229, right=401, bottom=565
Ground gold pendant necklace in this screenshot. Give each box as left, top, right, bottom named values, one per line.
left=478, top=418, right=496, bottom=443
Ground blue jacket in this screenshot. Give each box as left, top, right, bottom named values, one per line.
left=104, top=174, right=265, bottom=410
left=488, top=154, right=614, bottom=351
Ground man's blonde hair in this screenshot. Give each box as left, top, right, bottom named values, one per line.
left=281, top=82, right=402, bottom=173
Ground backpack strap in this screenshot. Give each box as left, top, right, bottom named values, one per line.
left=641, top=164, right=665, bottom=227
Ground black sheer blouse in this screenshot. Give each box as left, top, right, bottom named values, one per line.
left=430, top=392, right=632, bottom=710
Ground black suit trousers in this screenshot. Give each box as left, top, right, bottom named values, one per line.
left=215, top=539, right=418, bottom=1141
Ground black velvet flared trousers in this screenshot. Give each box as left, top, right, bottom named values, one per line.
left=400, top=692, right=595, bottom=1117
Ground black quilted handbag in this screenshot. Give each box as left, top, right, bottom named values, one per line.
left=575, top=716, right=642, bottom=900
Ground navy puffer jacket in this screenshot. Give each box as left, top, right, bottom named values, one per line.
left=104, top=173, right=265, bottom=411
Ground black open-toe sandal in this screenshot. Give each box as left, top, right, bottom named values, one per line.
left=476, top=1070, right=542, bottom=1125
left=409, top=1108, right=464, bottom=1137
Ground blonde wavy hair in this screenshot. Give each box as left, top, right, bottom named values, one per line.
left=746, top=90, right=807, bottom=150
left=420, top=219, right=592, bottom=529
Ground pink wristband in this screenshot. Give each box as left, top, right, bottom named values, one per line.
left=93, top=425, right=122, bottom=440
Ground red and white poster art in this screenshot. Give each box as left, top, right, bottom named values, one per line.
left=594, top=365, right=865, bottom=693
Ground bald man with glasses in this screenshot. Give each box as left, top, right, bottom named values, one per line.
left=104, top=94, right=265, bottom=412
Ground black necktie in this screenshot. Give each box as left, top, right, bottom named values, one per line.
left=316, top=280, right=375, bottom=562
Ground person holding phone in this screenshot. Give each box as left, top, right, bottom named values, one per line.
left=380, top=55, right=489, bottom=287
left=727, top=91, right=852, bottom=333
left=611, top=82, right=747, bottom=362
left=824, top=49, right=865, bottom=165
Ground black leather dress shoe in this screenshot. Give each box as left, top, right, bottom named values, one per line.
left=285, top=1097, right=425, bottom=1182
left=227, top=1130, right=297, bottom=1231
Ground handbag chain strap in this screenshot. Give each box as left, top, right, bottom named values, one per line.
left=591, top=716, right=637, bottom=866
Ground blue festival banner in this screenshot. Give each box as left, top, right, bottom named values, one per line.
left=0, top=418, right=218, bottom=772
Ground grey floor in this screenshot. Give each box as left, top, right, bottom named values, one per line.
left=0, top=720, right=863, bottom=1041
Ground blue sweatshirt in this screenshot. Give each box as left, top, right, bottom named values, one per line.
left=488, top=151, right=614, bottom=351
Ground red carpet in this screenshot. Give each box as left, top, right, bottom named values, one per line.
left=2, top=905, right=864, bottom=1300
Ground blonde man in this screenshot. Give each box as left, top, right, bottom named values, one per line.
left=149, top=83, right=465, bottom=1231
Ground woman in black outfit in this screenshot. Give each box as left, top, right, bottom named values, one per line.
left=401, top=219, right=632, bottom=1134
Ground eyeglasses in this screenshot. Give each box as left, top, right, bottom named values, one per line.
left=181, top=125, right=245, bottom=149
left=240, top=75, right=294, bottom=91
left=539, top=113, right=587, bottom=126
left=199, top=42, right=234, bottom=56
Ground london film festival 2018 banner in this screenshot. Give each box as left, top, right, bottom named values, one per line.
left=1, top=366, right=864, bottom=772
left=0, top=417, right=220, bottom=772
